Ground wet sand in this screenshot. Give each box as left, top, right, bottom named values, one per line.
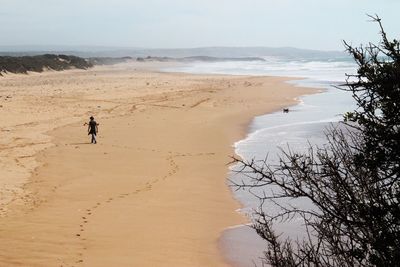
left=0, top=63, right=316, bottom=266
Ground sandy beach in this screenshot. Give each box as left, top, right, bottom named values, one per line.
left=0, top=62, right=315, bottom=266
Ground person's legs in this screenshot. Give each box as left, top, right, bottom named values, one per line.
left=91, top=133, right=97, bottom=144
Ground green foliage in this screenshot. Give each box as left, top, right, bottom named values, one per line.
left=344, top=15, right=400, bottom=181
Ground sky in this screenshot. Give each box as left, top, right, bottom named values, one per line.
left=0, top=0, right=399, bottom=51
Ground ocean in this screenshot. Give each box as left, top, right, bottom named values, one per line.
left=164, top=56, right=357, bottom=266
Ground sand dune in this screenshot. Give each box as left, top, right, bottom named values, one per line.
left=0, top=62, right=315, bottom=266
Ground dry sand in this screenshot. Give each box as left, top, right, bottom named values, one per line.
left=0, top=62, right=316, bottom=266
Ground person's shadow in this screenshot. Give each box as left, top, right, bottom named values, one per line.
left=69, top=142, right=92, bottom=145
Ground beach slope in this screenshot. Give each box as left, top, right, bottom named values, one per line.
left=0, top=63, right=315, bottom=266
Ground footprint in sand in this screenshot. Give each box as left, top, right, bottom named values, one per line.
left=93, top=202, right=101, bottom=209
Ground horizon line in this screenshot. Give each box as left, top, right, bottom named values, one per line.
left=0, top=45, right=345, bottom=53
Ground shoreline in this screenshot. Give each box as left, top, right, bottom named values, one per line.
left=0, top=63, right=317, bottom=266
left=222, top=78, right=348, bottom=266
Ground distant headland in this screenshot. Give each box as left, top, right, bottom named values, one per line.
left=0, top=54, right=266, bottom=75
left=0, top=46, right=350, bottom=75
left=136, top=56, right=265, bottom=62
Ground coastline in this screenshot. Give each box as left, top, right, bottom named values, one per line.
left=221, top=74, right=353, bottom=266
left=0, top=63, right=317, bottom=266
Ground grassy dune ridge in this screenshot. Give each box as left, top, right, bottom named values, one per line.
left=0, top=54, right=93, bottom=75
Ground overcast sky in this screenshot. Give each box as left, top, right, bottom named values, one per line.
left=0, top=0, right=399, bottom=51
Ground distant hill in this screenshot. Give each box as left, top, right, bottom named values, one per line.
left=0, top=46, right=353, bottom=76
left=0, top=54, right=268, bottom=76
left=126, top=47, right=348, bottom=61
left=136, top=56, right=266, bottom=62
left=0, top=54, right=92, bottom=75
left=87, top=56, right=133, bottom=65
left=0, top=46, right=349, bottom=61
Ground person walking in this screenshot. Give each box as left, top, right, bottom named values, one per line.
left=87, top=116, right=99, bottom=144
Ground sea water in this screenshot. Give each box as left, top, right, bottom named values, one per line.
left=165, top=57, right=357, bottom=266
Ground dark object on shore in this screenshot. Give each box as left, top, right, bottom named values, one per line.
left=283, top=108, right=289, bottom=113
left=0, top=54, right=93, bottom=75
